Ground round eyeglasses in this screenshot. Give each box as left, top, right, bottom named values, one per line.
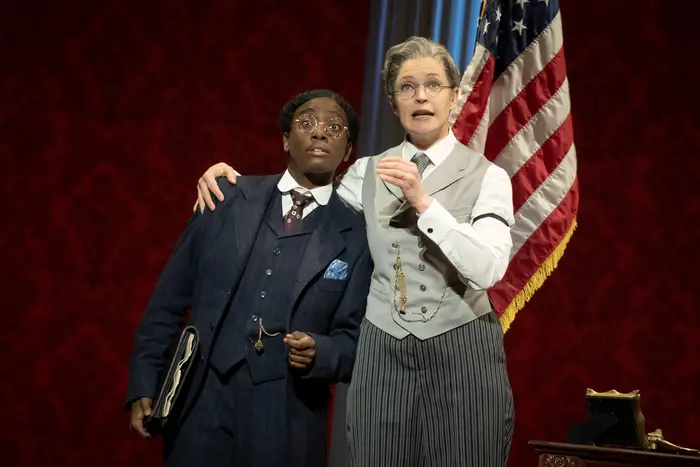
left=294, top=113, right=348, bottom=139
left=393, top=81, right=453, bottom=100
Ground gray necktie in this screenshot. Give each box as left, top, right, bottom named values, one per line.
left=410, top=152, right=431, bottom=178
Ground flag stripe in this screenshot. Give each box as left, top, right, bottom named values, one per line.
left=452, top=42, right=490, bottom=125
left=487, top=12, right=564, bottom=123
left=452, top=46, right=494, bottom=145
left=467, top=96, right=492, bottom=151
left=493, top=78, right=571, bottom=176
left=511, top=113, right=574, bottom=212
left=484, top=44, right=568, bottom=160
left=511, top=143, right=577, bottom=256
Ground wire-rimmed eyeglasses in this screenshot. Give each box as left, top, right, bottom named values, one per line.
left=393, top=80, right=453, bottom=100
left=294, top=113, right=348, bottom=139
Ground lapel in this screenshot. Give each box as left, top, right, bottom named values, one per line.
left=390, top=142, right=469, bottom=220
left=378, top=144, right=406, bottom=201
left=422, top=142, right=468, bottom=195
left=208, top=174, right=281, bottom=302
left=206, top=174, right=281, bottom=329
left=263, top=192, right=285, bottom=237
left=231, top=174, right=283, bottom=259
left=288, top=191, right=351, bottom=308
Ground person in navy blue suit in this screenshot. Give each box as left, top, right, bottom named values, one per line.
left=125, top=89, right=372, bottom=467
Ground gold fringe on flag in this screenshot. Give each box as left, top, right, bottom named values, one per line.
left=500, top=217, right=578, bottom=333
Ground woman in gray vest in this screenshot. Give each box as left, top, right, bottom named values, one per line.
left=194, top=36, right=514, bottom=467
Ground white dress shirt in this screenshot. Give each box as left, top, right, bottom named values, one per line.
left=277, top=169, right=333, bottom=218
left=337, top=131, right=514, bottom=290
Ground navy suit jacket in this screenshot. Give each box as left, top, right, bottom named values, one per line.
left=126, top=175, right=373, bottom=466
left=126, top=174, right=372, bottom=461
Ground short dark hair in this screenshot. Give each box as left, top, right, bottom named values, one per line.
left=277, top=89, right=360, bottom=145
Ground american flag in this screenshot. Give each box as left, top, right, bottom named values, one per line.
left=450, top=0, right=578, bottom=332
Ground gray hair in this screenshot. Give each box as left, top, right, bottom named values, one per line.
left=382, top=36, right=461, bottom=98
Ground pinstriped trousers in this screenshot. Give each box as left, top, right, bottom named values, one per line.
left=346, top=313, right=514, bottom=467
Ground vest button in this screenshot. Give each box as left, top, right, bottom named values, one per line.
left=260, top=291, right=267, bottom=299
left=265, top=269, right=272, bottom=276
left=252, top=315, right=259, bottom=322
left=420, top=285, right=426, bottom=291
left=418, top=263, right=425, bottom=271
left=418, top=241, right=424, bottom=248
left=273, top=248, right=281, bottom=255
left=420, top=306, right=428, bottom=313
left=391, top=242, right=399, bottom=248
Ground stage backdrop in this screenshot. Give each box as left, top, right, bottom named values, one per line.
left=2, top=1, right=699, bottom=466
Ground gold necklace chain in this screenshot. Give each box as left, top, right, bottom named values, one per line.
left=392, top=245, right=447, bottom=323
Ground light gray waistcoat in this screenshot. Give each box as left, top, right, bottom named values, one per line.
left=361, top=141, right=494, bottom=340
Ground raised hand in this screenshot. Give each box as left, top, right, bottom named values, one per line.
left=376, top=156, right=432, bottom=213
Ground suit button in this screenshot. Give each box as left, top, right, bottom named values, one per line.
left=248, top=337, right=255, bottom=343
left=265, top=269, right=272, bottom=276
left=273, top=248, right=281, bottom=255
left=260, top=291, right=266, bottom=299
left=252, top=315, right=259, bottom=322
left=427, top=228, right=433, bottom=233
left=420, top=285, right=426, bottom=291
left=419, top=263, right=425, bottom=271
left=421, top=306, right=428, bottom=313
left=391, top=242, right=399, bottom=248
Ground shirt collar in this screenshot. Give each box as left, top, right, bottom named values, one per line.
left=277, top=169, right=332, bottom=205
left=402, top=129, right=458, bottom=167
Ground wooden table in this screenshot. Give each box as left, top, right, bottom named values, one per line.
left=530, top=441, right=700, bottom=467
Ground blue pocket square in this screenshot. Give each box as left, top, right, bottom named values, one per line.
left=323, top=259, right=349, bottom=280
